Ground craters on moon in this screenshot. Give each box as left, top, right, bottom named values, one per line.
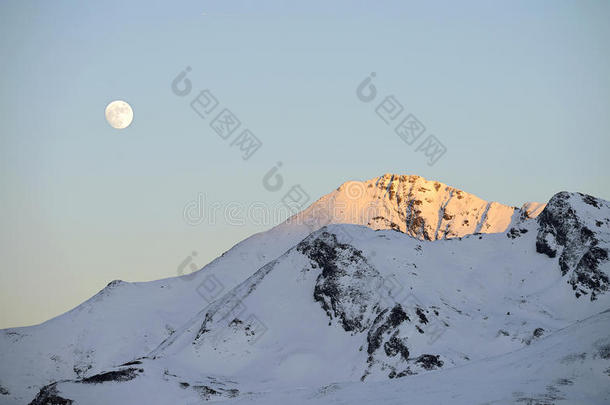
left=105, top=100, right=134, bottom=129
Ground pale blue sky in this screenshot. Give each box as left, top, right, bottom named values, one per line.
left=1, top=0, right=609, bottom=328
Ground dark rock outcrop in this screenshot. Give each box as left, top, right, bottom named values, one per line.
left=79, top=367, right=142, bottom=384
left=536, top=192, right=610, bottom=300
left=298, top=228, right=447, bottom=380
left=298, top=230, right=383, bottom=333
left=28, top=383, right=73, bottom=405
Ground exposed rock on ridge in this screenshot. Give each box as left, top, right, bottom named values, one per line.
left=293, top=173, right=544, bottom=241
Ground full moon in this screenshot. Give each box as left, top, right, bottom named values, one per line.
left=105, top=100, right=133, bottom=129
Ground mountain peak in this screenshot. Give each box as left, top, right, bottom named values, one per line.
left=294, top=173, right=544, bottom=241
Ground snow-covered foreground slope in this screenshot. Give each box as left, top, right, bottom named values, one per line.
left=1, top=174, right=609, bottom=405
left=42, top=309, right=610, bottom=405
left=20, top=190, right=610, bottom=405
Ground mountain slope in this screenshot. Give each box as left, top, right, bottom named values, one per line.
left=0, top=221, right=309, bottom=405
left=21, top=190, right=610, bottom=405
left=3, top=175, right=608, bottom=405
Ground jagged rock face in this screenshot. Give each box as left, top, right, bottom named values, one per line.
left=297, top=230, right=444, bottom=380
left=536, top=192, right=610, bottom=300
left=294, top=174, right=543, bottom=241
left=361, top=303, right=443, bottom=380
left=297, top=231, right=383, bottom=333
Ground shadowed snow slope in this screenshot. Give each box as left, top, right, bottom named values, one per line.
left=2, top=175, right=609, bottom=405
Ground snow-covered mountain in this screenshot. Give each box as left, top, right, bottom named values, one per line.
left=292, top=173, right=545, bottom=240
left=1, top=174, right=609, bottom=405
